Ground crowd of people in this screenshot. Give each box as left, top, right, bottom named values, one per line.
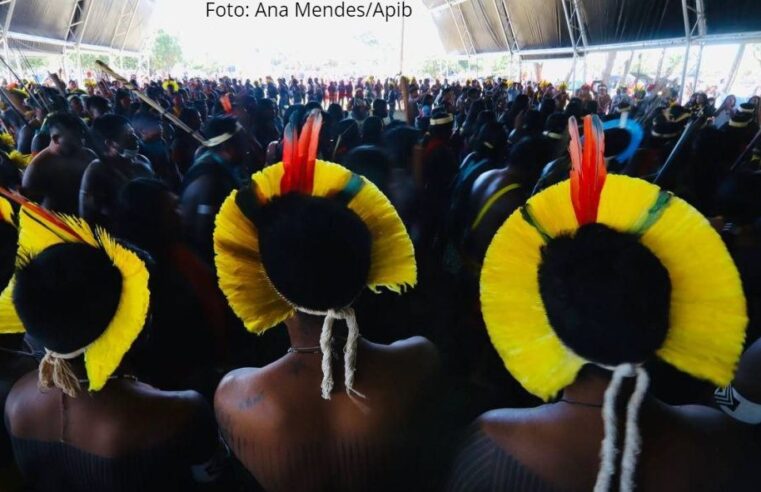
left=0, top=68, right=757, bottom=492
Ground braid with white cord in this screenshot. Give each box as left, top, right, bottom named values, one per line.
left=593, top=363, right=649, bottom=492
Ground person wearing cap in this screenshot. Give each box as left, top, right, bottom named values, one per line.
left=2, top=200, right=221, bottom=491
left=213, top=110, right=440, bottom=491
left=179, top=115, right=250, bottom=265
left=447, top=114, right=758, bottom=492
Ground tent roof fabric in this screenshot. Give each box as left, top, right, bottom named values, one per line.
left=0, top=0, right=155, bottom=55
left=426, top=0, right=761, bottom=55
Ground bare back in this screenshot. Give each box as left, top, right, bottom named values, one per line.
left=5, top=371, right=218, bottom=491
left=457, top=400, right=759, bottom=492
left=22, top=147, right=97, bottom=215
left=215, top=336, right=440, bottom=492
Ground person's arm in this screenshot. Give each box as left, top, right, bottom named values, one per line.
left=78, top=161, right=109, bottom=226
left=20, top=155, right=46, bottom=203
left=180, top=174, right=232, bottom=265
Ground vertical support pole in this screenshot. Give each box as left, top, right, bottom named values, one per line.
left=399, top=16, right=405, bottom=75
left=692, top=42, right=703, bottom=93
left=678, top=0, right=692, bottom=103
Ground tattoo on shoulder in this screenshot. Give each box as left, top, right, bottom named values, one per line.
left=238, top=391, right=265, bottom=411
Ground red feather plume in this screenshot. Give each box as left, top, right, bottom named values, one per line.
left=281, top=109, right=323, bottom=195
left=0, top=187, right=87, bottom=242
left=568, top=114, right=606, bottom=225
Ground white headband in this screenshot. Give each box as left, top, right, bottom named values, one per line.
left=430, top=114, right=454, bottom=126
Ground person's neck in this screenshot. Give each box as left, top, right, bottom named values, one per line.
left=561, top=367, right=642, bottom=407
left=285, top=313, right=325, bottom=349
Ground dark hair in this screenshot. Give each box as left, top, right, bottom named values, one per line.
left=361, top=116, right=383, bottom=145
left=46, top=112, right=85, bottom=135
left=90, top=114, right=131, bottom=155
left=14, top=243, right=123, bottom=354
left=604, top=128, right=632, bottom=158
left=343, top=145, right=391, bottom=192
left=538, top=223, right=671, bottom=365
left=85, top=95, right=110, bottom=114
left=256, top=194, right=371, bottom=311
left=203, top=115, right=238, bottom=140
left=474, top=121, right=507, bottom=157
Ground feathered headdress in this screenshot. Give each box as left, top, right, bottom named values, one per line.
left=0, top=188, right=150, bottom=397
left=214, top=109, right=416, bottom=400
left=481, top=114, right=746, bottom=492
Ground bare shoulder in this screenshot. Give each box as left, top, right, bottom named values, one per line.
left=214, top=367, right=267, bottom=415
left=387, top=336, right=440, bottom=371
left=5, top=371, right=44, bottom=418
left=80, top=147, right=98, bottom=162
left=27, top=147, right=51, bottom=165
left=478, top=406, right=546, bottom=430
left=471, top=168, right=502, bottom=193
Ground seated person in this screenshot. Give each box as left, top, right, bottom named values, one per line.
left=114, top=178, right=230, bottom=397
left=2, top=205, right=220, bottom=491
left=180, top=116, right=250, bottom=265
left=448, top=115, right=758, bottom=492
left=214, top=110, right=440, bottom=491
left=79, top=115, right=154, bottom=230
left=0, top=199, right=35, bottom=481
left=22, top=112, right=96, bottom=215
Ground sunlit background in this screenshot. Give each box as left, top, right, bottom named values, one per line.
left=13, top=0, right=761, bottom=102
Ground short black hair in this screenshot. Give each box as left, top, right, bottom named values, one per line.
left=538, top=223, right=671, bottom=365
left=256, top=194, right=371, bottom=311
left=203, top=115, right=238, bottom=139
left=91, top=114, right=130, bottom=143
left=85, top=95, right=110, bottom=114
left=14, top=243, right=123, bottom=354
left=46, top=112, right=85, bottom=135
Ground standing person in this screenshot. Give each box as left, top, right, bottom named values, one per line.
left=338, top=80, right=347, bottom=108
left=714, top=94, right=737, bottom=129
left=2, top=205, right=221, bottom=491
left=386, top=81, right=399, bottom=121
left=447, top=115, right=756, bottom=491
left=597, top=85, right=612, bottom=115
left=22, top=112, right=96, bottom=215
left=214, top=110, right=440, bottom=492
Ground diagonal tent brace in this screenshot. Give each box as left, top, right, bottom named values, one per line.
left=494, top=0, right=521, bottom=80
left=446, top=0, right=477, bottom=57
left=561, top=0, right=590, bottom=89
left=0, top=0, right=16, bottom=79
left=109, top=0, right=141, bottom=69
left=679, top=0, right=708, bottom=101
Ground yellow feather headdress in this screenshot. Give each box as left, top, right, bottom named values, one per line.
left=481, top=115, right=747, bottom=402
left=214, top=110, right=416, bottom=335
left=0, top=191, right=150, bottom=393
